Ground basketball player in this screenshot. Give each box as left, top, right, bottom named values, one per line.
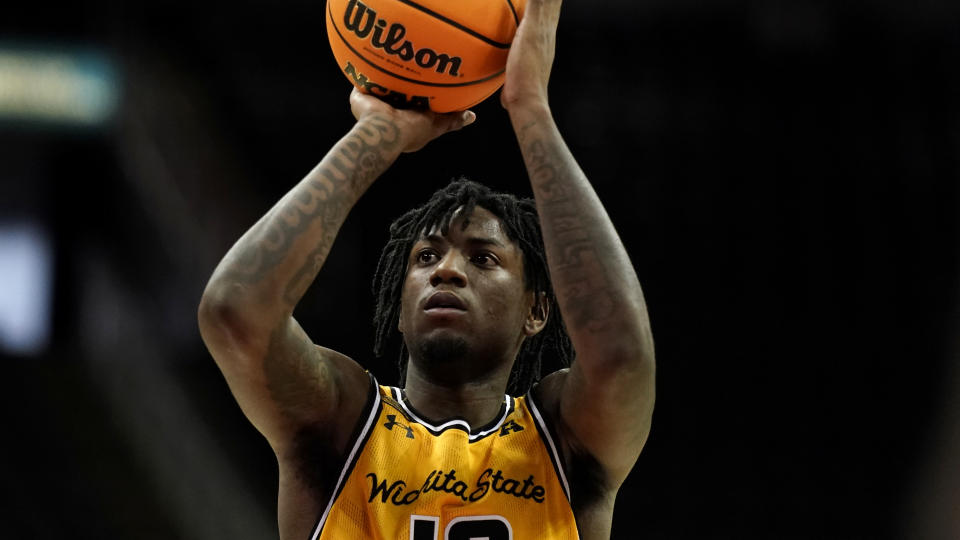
left=198, top=0, right=655, bottom=538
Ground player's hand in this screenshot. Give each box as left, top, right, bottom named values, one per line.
left=349, top=88, right=476, bottom=153
left=501, top=0, right=562, bottom=111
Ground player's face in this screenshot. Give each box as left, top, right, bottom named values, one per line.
left=398, top=206, right=538, bottom=380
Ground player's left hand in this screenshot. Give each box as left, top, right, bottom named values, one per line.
left=500, top=0, right=562, bottom=111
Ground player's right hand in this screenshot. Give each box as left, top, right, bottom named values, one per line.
left=349, top=88, right=476, bottom=153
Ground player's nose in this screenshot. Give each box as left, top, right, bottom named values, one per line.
left=429, top=251, right=467, bottom=288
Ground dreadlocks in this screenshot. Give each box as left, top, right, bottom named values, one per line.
left=372, top=177, right=574, bottom=396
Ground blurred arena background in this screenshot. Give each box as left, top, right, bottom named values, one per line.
left=1, top=1, right=957, bottom=538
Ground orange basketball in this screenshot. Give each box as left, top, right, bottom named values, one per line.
left=326, top=0, right=526, bottom=113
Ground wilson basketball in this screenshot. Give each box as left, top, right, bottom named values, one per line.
left=326, top=0, right=526, bottom=113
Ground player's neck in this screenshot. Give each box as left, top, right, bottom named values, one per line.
left=402, top=366, right=509, bottom=429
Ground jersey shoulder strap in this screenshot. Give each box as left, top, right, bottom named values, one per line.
left=524, top=386, right=573, bottom=501
left=309, top=372, right=382, bottom=540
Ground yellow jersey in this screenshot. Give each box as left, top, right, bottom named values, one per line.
left=311, top=376, right=580, bottom=540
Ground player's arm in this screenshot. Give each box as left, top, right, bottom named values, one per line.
left=503, top=0, right=655, bottom=486
left=198, top=92, right=475, bottom=456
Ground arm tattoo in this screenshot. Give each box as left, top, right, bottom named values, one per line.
left=264, top=324, right=326, bottom=421
left=224, top=116, right=399, bottom=306
left=525, top=134, right=619, bottom=332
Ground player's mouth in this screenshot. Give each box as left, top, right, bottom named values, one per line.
left=424, top=291, right=467, bottom=314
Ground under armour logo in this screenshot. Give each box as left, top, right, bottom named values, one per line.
left=498, top=420, right=524, bottom=437
left=384, top=414, right=415, bottom=439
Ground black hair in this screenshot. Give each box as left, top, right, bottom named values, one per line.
left=372, top=177, right=574, bottom=396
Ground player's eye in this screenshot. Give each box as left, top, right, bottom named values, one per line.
left=415, top=249, right=438, bottom=264
left=471, top=252, right=499, bottom=267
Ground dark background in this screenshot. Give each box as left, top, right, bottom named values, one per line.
left=1, top=1, right=957, bottom=538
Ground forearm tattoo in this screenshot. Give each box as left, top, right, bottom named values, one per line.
left=522, top=124, right=619, bottom=333
left=224, top=116, right=400, bottom=306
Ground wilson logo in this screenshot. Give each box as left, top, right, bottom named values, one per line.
left=343, top=0, right=463, bottom=76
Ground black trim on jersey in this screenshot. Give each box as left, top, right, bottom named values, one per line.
left=382, top=388, right=414, bottom=422
left=309, top=373, right=382, bottom=540
left=526, top=386, right=572, bottom=502
left=389, top=387, right=515, bottom=442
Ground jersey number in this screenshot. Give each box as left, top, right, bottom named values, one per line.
left=410, top=515, right=513, bottom=540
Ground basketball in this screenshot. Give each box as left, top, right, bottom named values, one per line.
left=326, top=0, right=526, bottom=113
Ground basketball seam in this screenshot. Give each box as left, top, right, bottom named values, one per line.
left=504, top=0, right=520, bottom=27
left=391, top=0, right=512, bottom=49
left=329, top=2, right=506, bottom=88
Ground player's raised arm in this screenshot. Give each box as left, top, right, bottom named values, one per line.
left=197, top=90, right=475, bottom=456
left=502, top=0, right=656, bottom=487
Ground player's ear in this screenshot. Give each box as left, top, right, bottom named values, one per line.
left=523, top=292, right=549, bottom=337
left=398, top=306, right=404, bottom=333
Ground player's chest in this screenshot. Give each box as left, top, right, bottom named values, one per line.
left=353, top=403, right=554, bottom=508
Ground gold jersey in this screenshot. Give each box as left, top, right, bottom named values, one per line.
left=311, top=376, right=580, bottom=540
